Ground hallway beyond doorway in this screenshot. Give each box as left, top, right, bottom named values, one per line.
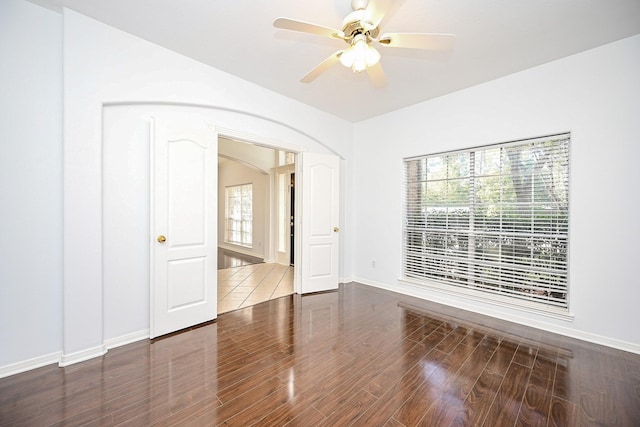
left=217, top=263, right=293, bottom=313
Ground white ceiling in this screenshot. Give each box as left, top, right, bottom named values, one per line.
left=32, top=0, right=640, bottom=122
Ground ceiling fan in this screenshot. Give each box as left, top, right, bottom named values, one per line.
left=273, top=0, right=455, bottom=88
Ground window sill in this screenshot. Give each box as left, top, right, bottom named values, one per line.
left=398, top=277, right=574, bottom=322
left=224, top=241, right=253, bottom=249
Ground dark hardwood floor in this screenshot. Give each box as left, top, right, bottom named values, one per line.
left=218, top=248, right=263, bottom=270
left=1, top=283, right=639, bottom=426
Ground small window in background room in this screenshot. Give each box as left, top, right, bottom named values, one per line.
left=402, top=133, right=570, bottom=315
left=225, top=183, right=253, bottom=248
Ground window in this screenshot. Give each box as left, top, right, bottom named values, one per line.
left=225, top=183, right=253, bottom=248
left=403, top=133, right=570, bottom=314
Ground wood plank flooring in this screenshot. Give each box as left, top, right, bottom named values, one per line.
left=1, top=282, right=639, bottom=426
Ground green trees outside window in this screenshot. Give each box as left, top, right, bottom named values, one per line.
left=403, top=134, right=570, bottom=310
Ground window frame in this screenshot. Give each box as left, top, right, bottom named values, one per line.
left=224, top=183, right=253, bottom=248
left=401, top=133, right=571, bottom=318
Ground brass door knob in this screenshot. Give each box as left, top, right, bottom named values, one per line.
left=157, top=235, right=167, bottom=243
left=333, top=227, right=340, bottom=232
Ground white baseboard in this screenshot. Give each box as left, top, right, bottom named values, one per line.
left=0, top=351, right=62, bottom=379
left=351, top=277, right=640, bottom=355
left=218, top=243, right=264, bottom=260
left=59, top=344, right=107, bottom=367
left=1, top=330, right=151, bottom=377
left=104, top=329, right=149, bottom=350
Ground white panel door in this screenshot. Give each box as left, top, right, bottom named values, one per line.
left=300, top=152, right=340, bottom=293
left=150, top=115, right=217, bottom=338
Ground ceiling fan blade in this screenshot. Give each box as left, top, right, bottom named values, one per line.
left=364, top=0, right=394, bottom=28
left=366, top=62, right=387, bottom=89
left=378, top=33, right=456, bottom=50
left=274, top=17, right=344, bottom=39
left=301, top=51, right=343, bottom=83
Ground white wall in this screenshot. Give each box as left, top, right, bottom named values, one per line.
left=101, top=105, right=154, bottom=345
left=61, top=9, right=353, bottom=363
left=0, top=0, right=63, bottom=372
left=353, top=34, right=640, bottom=352
left=218, top=160, right=270, bottom=259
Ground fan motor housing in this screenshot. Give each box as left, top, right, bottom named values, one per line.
left=342, top=10, right=379, bottom=44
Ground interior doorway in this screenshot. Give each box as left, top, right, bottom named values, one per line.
left=104, top=104, right=341, bottom=339
left=217, top=137, right=296, bottom=313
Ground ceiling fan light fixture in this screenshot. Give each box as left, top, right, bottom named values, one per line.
left=274, top=1, right=455, bottom=85
left=340, top=36, right=380, bottom=72
left=364, top=43, right=381, bottom=66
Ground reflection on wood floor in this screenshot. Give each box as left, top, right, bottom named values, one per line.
left=218, top=263, right=294, bottom=314
left=1, top=283, right=639, bottom=426
left=217, top=248, right=264, bottom=270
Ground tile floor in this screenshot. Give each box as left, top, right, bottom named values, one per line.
left=217, top=262, right=294, bottom=313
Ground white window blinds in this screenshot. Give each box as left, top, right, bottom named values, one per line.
left=403, top=133, right=570, bottom=312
